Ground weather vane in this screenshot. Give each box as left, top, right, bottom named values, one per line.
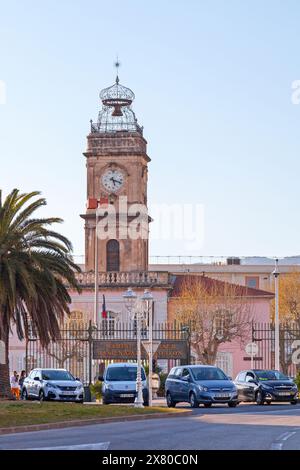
left=114, top=57, right=120, bottom=84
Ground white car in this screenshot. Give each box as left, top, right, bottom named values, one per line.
left=21, top=368, right=84, bottom=402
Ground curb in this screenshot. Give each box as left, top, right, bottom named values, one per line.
left=0, top=410, right=192, bottom=435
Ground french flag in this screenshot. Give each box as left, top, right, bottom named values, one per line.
left=102, top=294, right=107, bottom=319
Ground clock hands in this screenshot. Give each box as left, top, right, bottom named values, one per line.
left=110, top=176, right=122, bottom=186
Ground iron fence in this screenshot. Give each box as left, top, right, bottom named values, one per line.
left=26, top=321, right=191, bottom=385
left=252, top=322, right=300, bottom=376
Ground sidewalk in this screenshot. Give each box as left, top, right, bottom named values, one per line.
left=84, top=397, right=167, bottom=406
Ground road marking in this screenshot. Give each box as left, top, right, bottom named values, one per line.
left=29, top=441, right=110, bottom=450
left=271, top=443, right=283, bottom=450
left=280, top=432, right=296, bottom=441
left=270, top=431, right=296, bottom=450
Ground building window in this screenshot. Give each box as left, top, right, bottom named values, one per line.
left=215, top=352, right=233, bottom=377
left=17, top=355, right=26, bottom=371
left=102, top=318, right=115, bottom=337
left=245, top=276, right=259, bottom=289
left=106, top=239, right=120, bottom=272
left=214, top=309, right=232, bottom=339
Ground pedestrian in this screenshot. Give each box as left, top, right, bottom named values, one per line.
left=19, top=370, right=26, bottom=397
left=10, top=371, right=20, bottom=400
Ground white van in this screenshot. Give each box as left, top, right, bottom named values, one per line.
left=100, top=362, right=149, bottom=405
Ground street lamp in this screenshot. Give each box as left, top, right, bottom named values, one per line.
left=123, top=288, right=144, bottom=408
left=272, top=258, right=280, bottom=371
left=142, top=289, right=154, bottom=407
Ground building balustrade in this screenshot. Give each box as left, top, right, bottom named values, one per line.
left=74, top=270, right=170, bottom=287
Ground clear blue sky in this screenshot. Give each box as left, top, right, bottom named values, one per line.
left=1, top=0, right=300, bottom=259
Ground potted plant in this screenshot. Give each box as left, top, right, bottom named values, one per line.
left=90, top=380, right=102, bottom=403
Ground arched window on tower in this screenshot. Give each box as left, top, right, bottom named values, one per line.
left=106, top=239, right=120, bottom=272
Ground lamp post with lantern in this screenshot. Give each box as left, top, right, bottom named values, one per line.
left=123, top=288, right=143, bottom=408
left=272, top=258, right=280, bottom=371
left=123, top=288, right=154, bottom=408
left=142, top=289, right=154, bottom=407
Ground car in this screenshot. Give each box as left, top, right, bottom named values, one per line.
left=21, top=368, right=84, bottom=402
left=99, top=362, right=149, bottom=406
left=234, top=369, right=298, bottom=405
left=165, top=365, right=238, bottom=408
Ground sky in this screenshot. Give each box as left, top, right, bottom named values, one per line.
left=1, top=0, right=300, bottom=262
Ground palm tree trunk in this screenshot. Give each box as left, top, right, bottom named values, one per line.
left=0, top=327, right=13, bottom=399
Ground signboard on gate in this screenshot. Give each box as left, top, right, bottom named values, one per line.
left=245, top=342, right=258, bottom=357
left=93, top=339, right=188, bottom=360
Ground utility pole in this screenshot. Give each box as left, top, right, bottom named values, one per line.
left=272, top=258, right=280, bottom=370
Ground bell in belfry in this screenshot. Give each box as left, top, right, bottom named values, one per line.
left=112, top=103, right=123, bottom=117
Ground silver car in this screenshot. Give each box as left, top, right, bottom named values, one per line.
left=21, top=368, right=84, bottom=402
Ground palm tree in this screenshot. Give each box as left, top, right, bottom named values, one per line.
left=0, top=189, right=81, bottom=398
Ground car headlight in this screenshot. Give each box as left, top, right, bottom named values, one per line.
left=198, top=385, right=208, bottom=392
left=46, top=382, right=57, bottom=389
left=76, top=385, right=84, bottom=391
left=105, top=384, right=113, bottom=390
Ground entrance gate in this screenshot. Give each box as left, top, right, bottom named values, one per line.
left=26, top=321, right=191, bottom=385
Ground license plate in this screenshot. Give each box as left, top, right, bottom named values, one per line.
left=215, top=393, right=230, bottom=398
left=120, top=394, right=134, bottom=398
left=62, top=391, right=74, bottom=395
left=278, top=391, right=292, bottom=396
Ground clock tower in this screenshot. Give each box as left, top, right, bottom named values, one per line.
left=81, top=72, right=150, bottom=273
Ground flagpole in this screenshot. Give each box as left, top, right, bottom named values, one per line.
left=94, top=207, right=99, bottom=325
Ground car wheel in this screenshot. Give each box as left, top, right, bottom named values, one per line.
left=204, top=403, right=212, bottom=408
left=256, top=390, right=264, bottom=405
left=291, top=400, right=298, bottom=405
left=166, top=392, right=176, bottom=408
left=143, top=400, right=149, bottom=407
left=102, top=399, right=110, bottom=405
left=39, top=390, right=47, bottom=402
left=190, top=392, right=199, bottom=408
left=266, top=401, right=271, bottom=405
left=228, top=402, right=237, bottom=408
left=21, top=389, right=28, bottom=401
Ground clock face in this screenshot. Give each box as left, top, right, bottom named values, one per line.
left=101, top=169, right=124, bottom=193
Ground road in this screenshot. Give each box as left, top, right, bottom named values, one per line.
left=1, top=403, right=300, bottom=450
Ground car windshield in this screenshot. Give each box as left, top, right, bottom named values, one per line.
left=106, top=367, right=146, bottom=382
left=191, top=367, right=228, bottom=381
left=41, top=370, right=75, bottom=381
left=254, top=370, right=289, bottom=381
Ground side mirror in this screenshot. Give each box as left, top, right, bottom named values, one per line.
left=98, top=375, right=104, bottom=382
left=75, top=377, right=80, bottom=381
left=34, top=377, right=40, bottom=381
left=182, top=375, right=190, bottom=382
left=227, top=376, right=232, bottom=381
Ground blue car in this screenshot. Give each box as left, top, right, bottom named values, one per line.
left=165, top=365, right=238, bottom=408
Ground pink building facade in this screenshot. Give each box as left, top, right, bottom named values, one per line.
left=213, top=298, right=272, bottom=378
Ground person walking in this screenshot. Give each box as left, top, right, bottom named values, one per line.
left=10, top=371, right=20, bottom=400
left=19, top=370, right=26, bottom=398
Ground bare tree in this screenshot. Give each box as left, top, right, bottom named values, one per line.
left=174, top=276, right=254, bottom=365
left=271, top=271, right=300, bottom=373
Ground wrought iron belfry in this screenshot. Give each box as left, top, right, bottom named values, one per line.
left=90, top=64, right=143, bottom=134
